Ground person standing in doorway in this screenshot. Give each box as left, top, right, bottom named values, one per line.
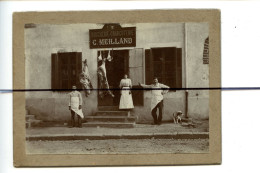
left=68, top=85, right=84, bottom=128
left=139, top=77, right=169, bottom=125
left=119, top=74, right=134, bottom=110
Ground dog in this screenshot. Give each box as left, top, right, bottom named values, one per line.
left=173, top=111, right=183, bottom=124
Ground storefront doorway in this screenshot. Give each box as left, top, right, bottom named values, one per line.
left=98, top=49, right=129, bottom=106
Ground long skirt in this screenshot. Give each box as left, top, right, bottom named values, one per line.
left=119, top=87, right=134, bottom=109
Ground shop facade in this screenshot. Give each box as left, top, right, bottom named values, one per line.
left=25, top=22, right=209, bottom=123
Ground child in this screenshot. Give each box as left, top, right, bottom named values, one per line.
left=68, top=85, right=84, bottom=128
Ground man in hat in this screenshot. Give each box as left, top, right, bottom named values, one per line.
left=68, top=85, right=84, bottom=128
left=139, top=77, right=169, bottom=125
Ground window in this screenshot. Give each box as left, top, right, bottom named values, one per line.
left=145, top=47, right=182, bottom=89
left=51, top=52, right=82, bottom=90
left=203, top=37, right=209, bottom=64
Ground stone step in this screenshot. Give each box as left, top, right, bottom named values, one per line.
left=98, top=106, right=120, bottom=111
left=86, top=116, right=135, bottom=123
left=95, top=111, right=130, bottom=116
left=82, top=122, right=135, bottom=128
left=26, top=119, right=43, bottom=128
left=26, top=115, right=36, bottom=121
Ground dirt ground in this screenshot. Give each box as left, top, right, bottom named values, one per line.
left=26, top=119, right=209, bottom=136
left=26, top=138, right=209, bottom=154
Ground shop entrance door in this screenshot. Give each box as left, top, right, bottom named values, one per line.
left=98, top=50, right=129, bottom=106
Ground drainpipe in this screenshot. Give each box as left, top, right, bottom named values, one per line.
left=184, top=23, right=189, bottom=118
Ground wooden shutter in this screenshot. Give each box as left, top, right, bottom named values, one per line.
left=75, top=52, right=82, bottom=89
left=145, top=49, right=151, bottom=84
left=129, top=48, right=144, bottom=106
left=129, top=48, right=143, bottom=85
left=59, top=53, right=69, bottom=89
left=145, top=49, right=154, bottom=85
left=51, top=53, right=59, bottom=90
left=176, top=48, right=182, bottom=88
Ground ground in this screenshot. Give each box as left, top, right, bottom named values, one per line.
left=26, top=138, right=209, bottom=154
left=26, top=120, right=209, bottom=136
left=26, top=120, right=209, bottom=154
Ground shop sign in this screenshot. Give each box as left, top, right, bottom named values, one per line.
left=89, top=24, right=136, bottom=49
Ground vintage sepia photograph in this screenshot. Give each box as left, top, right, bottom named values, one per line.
left=25, top=22, right=209, bottom=154
left=13, top=10, right=221, bottom=166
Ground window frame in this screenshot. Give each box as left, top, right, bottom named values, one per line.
left=145, top=47, right=182, bottom=90
left=51, top=52, right=82, bottom=91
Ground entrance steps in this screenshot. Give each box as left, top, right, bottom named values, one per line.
left=26, top=114, right=43, bottom=128
left=95, top=111, right=130, bottom=116
left=97, top=106, right=125, bottom=111
left=82, top=122, right=134, bottom=128
left=86, top=116, right=135, bottom=123
left=82, top=106, right=136, bottom=128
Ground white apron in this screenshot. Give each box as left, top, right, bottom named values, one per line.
left=119, top=87, right=134, bottom=109
left=150, top=87, right=164, bottom=111
left=70, top=96, right=84, bottom=118
left=140, top=83, right=169, bottom=111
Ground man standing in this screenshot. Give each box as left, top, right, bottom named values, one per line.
left=68, top=85, right=84, bottom=128
left=139, top=77, right=169, bottom=125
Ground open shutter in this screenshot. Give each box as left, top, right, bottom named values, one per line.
left=76, top=52, right=82, bottom=89
left=145, top=49, right=151, bottom=84
left=149, top=49, right=154, bottom=83
left=51, top=53, right=59, bottom=90
left=176, top=48, right=182, bottom=88
left=129, top=48, right=144, bottom=106
left=129, top=48, right=143, bottom=85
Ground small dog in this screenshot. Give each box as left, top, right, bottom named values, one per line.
left=173, top=111, right=183, bottom=124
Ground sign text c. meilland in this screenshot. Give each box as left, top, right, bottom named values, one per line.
left=89, top=24, right=136, bottom=49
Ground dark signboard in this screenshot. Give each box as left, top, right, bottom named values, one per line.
left=89, top=24, right=136, bottom=49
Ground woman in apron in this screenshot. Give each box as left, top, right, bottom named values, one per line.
left=119, top=74, right=134, bottom=110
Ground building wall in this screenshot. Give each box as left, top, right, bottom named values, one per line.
left=186, top=23, right=209, bottom=119
left=25, top=23, right=208, bottom=123
left=25, top=24, right=99, bottom=121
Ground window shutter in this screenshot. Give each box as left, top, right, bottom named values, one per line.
left=51, top=53, right=59, bottom=90
left=129, top=48, right=143, bottom=85
left=176, top=48, right=182, bottom=88
left=129, top=48, right=144, bottom=106
left=145, top=49, right=154, bottom=84
left=165, top=47, right=176, bottom=88
left=76, top=52, right=82, bottom=89
left=145, top=49, right=150, bottom=84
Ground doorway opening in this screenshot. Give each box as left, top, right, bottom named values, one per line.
left=98, top=49, right=129, bottom=106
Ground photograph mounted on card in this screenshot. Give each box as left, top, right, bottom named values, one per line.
left=13, top=10, right=221, bottom=167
